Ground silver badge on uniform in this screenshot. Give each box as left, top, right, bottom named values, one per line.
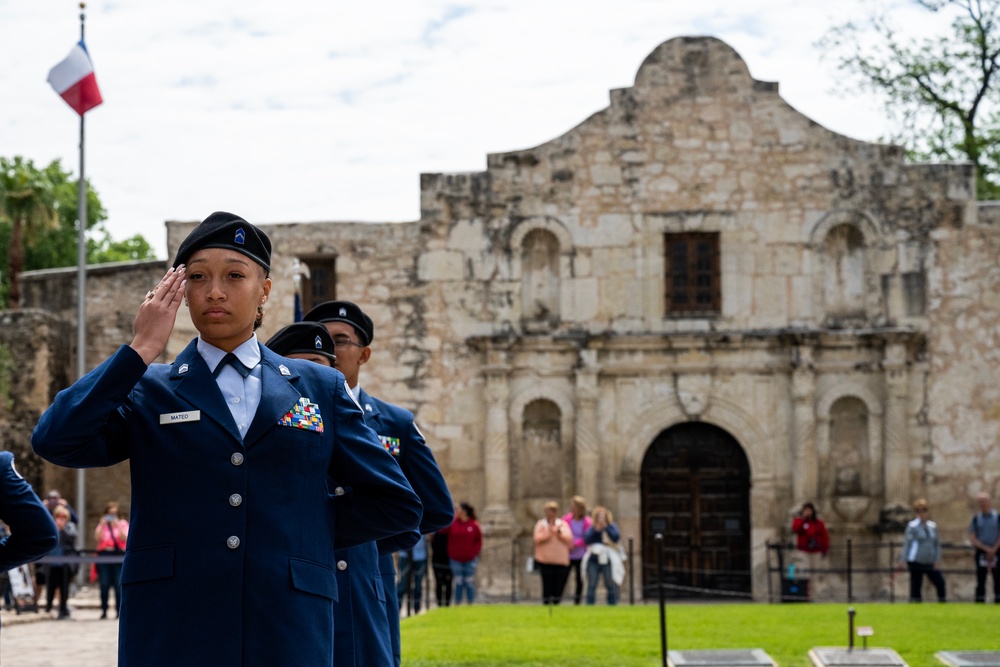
left=365, top=403, right=372, bottom=412
left=279, top=364, right=291, bottom=376
left=178, top=363, right=189, bottom=374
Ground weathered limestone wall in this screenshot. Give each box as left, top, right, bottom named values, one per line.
left=21, top=259, right=168, bottom=368
left=925, top=206, right=1000, bottom=538
left=0, top=310, right=70, bottom=493
left=18, top=259, right=166, bottom=545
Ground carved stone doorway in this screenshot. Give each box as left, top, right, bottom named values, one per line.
left=641, top=422, right=751, bottom=598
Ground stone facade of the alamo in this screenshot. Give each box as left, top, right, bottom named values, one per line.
left=12, top=36, right=1000, bottom=601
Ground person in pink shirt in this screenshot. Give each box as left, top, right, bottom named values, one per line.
left=94, top=501, right=129, bottom=619
left=533, top=501, right=573, bottom=604
left=561, top=496, right=592, bottom=605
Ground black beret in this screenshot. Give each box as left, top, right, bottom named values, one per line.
left=173, top=211, right=271, bottom=271
left=302, top=300, right=374, bottom=346
left=265, top=322, right=337, bottom=365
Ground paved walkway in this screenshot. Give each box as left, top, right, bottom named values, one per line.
left=1, top=586, right=118, bottom=666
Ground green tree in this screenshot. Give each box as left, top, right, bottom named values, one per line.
left=820, top=0, right=1000, bottom=199
left=0, top=156, right=155, bottom=308
left=0, top=156, right=59, bottom=308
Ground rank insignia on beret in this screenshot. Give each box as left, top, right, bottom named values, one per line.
left=379, top=435, right=401, bottom=457
left=339, top=307, right=347, bottom=317
left=314, top=335, right=323, bottom=349
left=278, top=397, right=324, bottom=432
left=234, top=228, right=246, bottom=245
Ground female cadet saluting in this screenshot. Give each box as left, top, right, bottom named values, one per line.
left=32, top=212, right=421, bottom=667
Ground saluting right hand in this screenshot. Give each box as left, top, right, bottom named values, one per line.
left=131, top=266, right=186, bottom=365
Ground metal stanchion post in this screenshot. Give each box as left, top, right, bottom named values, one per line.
left=511, top=540, right=517, bottom=603
left=847, top=537, right=853, bottom=602
left=766, top=540, right=773, bottom=603
left=628, top=537, right=635, bottom=605
left=656, top=533, right=668, bottom=667
left=848, top=607, right=856, bottom=650
left=888, top=542, right=895, bottom=604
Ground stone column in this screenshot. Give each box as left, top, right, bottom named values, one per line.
left=478, top=345, right=517, bottom=600
left=482, top=347, right=514, bottom=533
left=791, top=345, right=817, bottom=504
left=574, top=348, right=600, bottom=503
left=883, top=342, right=910, bottom=507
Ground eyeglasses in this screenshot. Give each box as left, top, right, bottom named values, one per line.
left=331, top=336, right=364, bottom=348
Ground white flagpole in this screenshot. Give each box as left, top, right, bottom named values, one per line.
left=75, top=0, right=88, bottom=556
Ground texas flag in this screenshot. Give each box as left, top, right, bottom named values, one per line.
left=47, top=40, right=103, bottom=116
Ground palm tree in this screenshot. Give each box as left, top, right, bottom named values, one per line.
left=0, top=157, right=59, bottom=308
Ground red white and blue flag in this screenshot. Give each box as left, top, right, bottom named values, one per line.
left=47, top=40, right=103, bottom=116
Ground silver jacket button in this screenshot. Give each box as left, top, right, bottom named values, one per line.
left=231, top=452, right=244, bottom=466
left=229, top=493, right=242, bottom=507
left=227, top=536, right=240, bottom=549
left=336, top=560, right=347, bottom=571
left=334, top=486, right=345, bottom=496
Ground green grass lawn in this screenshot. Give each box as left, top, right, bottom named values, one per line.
left=401, top=602, right=1000, bottom=667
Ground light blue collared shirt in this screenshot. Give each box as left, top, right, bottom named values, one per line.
left=197, top=334, right=263, bottom=439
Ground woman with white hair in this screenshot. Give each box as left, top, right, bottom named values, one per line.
left=583, top=506, right=623, bottom=605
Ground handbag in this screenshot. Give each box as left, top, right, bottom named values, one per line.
left=525, top=556, right=536, bottom=573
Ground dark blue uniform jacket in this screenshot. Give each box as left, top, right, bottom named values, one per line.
left=331, top=388, right=454, bottom=667
left=31, top=342, right=421, bottom=667
left=0, top=451, right=58, bottom=570
left=362, top=389, right=453, bottom=667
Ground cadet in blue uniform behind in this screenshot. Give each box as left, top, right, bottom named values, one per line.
left=32, top=212, right=422, bottom=667
left=0, top=451, right=58, bottom=570
left=267, top=321, right=397, bottom=667
left=305, top=300, right=454, bottom=667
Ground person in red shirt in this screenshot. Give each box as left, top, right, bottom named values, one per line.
left=447, top=503, right=482, bottom=604
left=790, top=501, right=829, bottom=598
left=791, top=502, right=830, bottom=556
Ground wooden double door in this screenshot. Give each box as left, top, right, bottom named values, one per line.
left=641, top=422, right=751, bottom=598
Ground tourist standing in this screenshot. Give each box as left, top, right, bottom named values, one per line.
left=93, top=502, right=128, bottom=619
left=431, top=528, right=452, bottom=607
left=900, top=498, right=946, bottom=602
left=583, top=506, right=623, bottom=605
left=533, top=501, right=573, bottom=604
left=968, top=491, right=1000, bottom=603
left=561, top=496, right=592, bottom=605
left=448, top=503, right=482, bottom=604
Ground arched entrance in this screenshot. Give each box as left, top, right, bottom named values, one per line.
left=641, top=422, right=751, bottom=598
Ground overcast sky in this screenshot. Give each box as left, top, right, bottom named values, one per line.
left=1, top=0, right=939, bottom=259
